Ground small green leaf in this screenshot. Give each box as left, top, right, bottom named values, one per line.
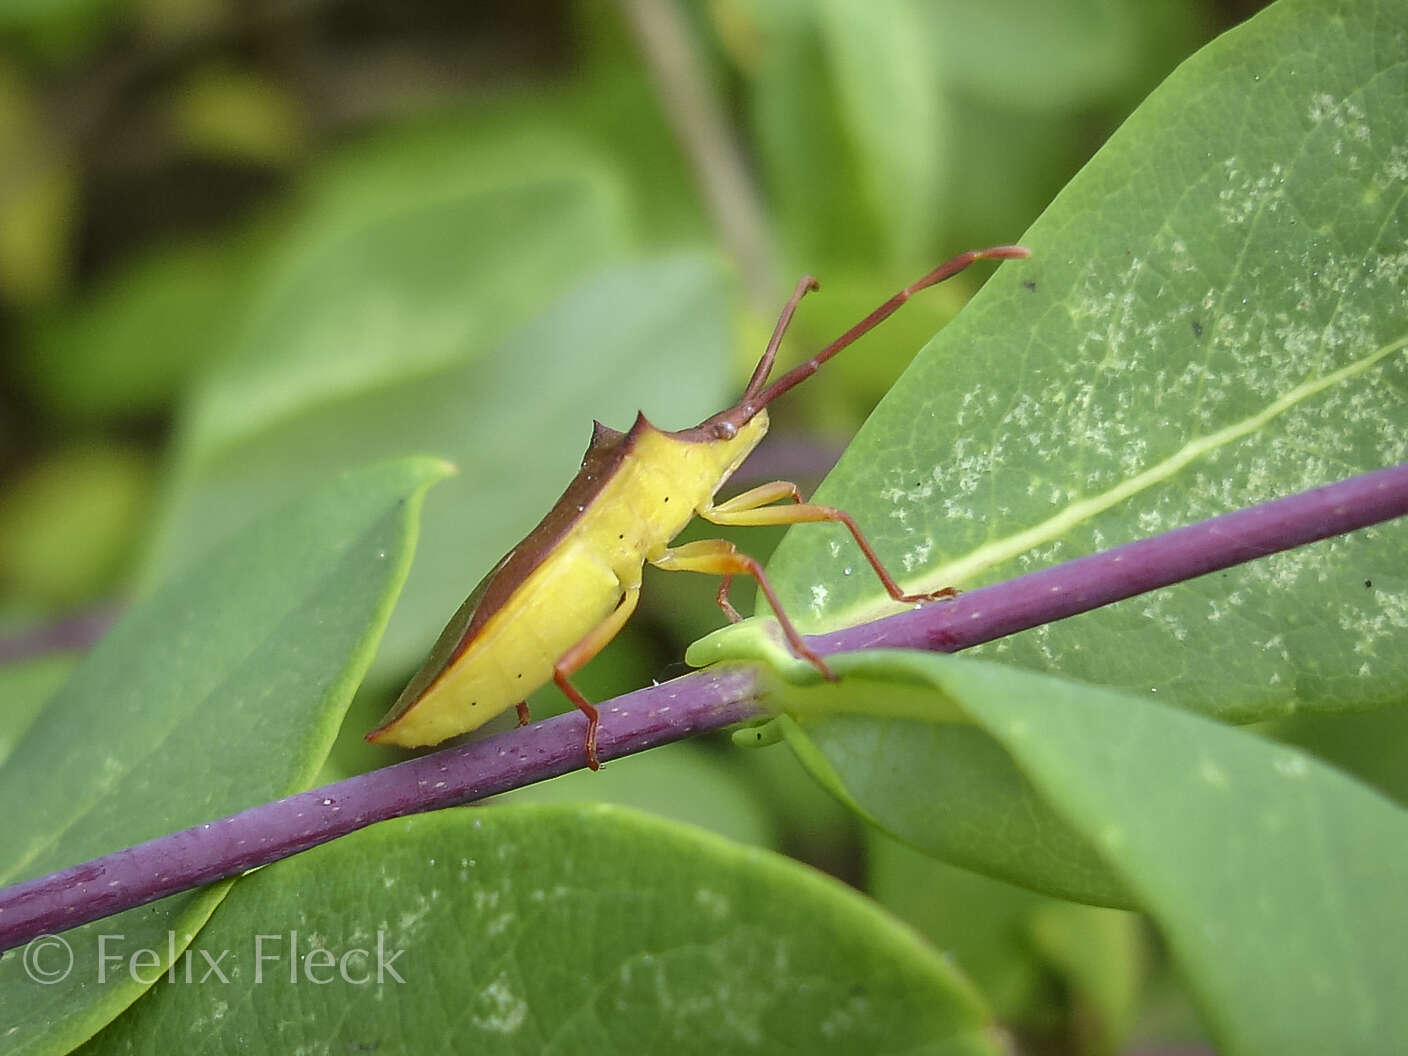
left=772, top=650, right=1408, bottom=1054
left=83, top=805, right=1001, bottom=1056
left=0, top=458, right=450, bottom=1055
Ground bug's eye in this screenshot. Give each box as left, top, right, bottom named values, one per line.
left=713, top=421, right=737, bottom=440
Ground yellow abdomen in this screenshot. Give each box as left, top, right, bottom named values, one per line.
left=373, top=543, right=620, bottom=746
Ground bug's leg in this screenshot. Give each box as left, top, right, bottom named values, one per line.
left=552, top=584, right=641, bottom=771
left=699, top=485, right=803, bottom=624
left=715, top=574, right=740, bottom=623
left=703, top=481, right=957, bottom=604
left=515, top=701, right=531, bottom=727
left=650, top=539, right=833, bottom=680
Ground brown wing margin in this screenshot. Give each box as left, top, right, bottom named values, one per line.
left=370, top=417, right=643, bottom=730
left=367, top=548, right=518, bottom=732
left=453, top=418, right=639, bottom=650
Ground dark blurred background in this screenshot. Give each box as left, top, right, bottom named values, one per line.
left=0, top=2, right=1274, bottom=1052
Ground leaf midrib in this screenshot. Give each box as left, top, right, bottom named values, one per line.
left=831, top=332, right=1408, bottom=631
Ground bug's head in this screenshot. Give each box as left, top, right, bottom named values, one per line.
left=698, top=245, right=1030, bottom=440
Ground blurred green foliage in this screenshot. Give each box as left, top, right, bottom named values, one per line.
left=0, top=1, right=1283, bottom=1051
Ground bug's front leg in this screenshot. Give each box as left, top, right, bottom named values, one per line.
left=702, top=480, right=957, bottom=605
left=552, top=584, right=641, bottom=770
left=649, top=539, right=833, bottom=680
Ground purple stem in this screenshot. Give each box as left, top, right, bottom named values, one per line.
left=821, top=462, right=1408, bottom=654
left=1, top=462, right=1406, bottom=952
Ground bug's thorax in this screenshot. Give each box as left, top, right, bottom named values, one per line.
left=607, top=407, right=770, bottom=555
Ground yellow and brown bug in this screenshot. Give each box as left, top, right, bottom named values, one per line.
left=367, top=245, right=1030, bottom=768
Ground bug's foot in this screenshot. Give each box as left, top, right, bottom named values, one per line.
left=514, top=701, right=531, bottom=727
left=800, top=647, right=836, bottom=682
left=898, top=585, right=959, bottom=604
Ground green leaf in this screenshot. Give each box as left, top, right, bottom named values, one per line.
left=867, top=832, right=1053, bottom=1021
left=871, top=826, right=1147, bottom=1053
left=762, top=0, right=1408, bottom=721
left=19, top=239, right=255, bottom=422
left=168, top=66, right=307, bottom=166
left=304, top=84, right=705, bottom=251
left=744, top=1, right=889, bottom=270
left=1026, top=901, right=1145, bottom=1056
left=134, top=103, right=733, bottom=698
left=0, top=651, right=74, bottom=767
left=170, top=179, right=628, bottom=474
left=0, top=63, right=77, bottom=304
left=82, top=805, right=1001, bottom=1056
left=0, top=458, right=450, bottom=1055
left=1270, top=703, right=1408, bottom=807
left=505, top=742, right=780, bottom=850
left=773, top=650, right=1408, bottom=1053
left=927, top=1, right=1145, bottom=111
left=768, top=676, right=1134, bottom=906
left=815, top=0, right=949, bottom=268
left=151, top=253, right=737, bottom=687
left=0, top=444, right=154, bottom=604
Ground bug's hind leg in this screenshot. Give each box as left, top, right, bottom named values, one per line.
left=551, top=584, right=641, bottom=770
left=514, top=701, right=531, bottom=727
left=715, top=575, right=740, bottom=623
left=650, top=538, right=833, bottom=680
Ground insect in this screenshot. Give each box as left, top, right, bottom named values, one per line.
left=367, top=245, right=1030, bottom=769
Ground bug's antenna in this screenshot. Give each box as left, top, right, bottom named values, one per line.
left=751, top=245, right=1030, bottom=410
left=744, top=275, right=821, bottom=399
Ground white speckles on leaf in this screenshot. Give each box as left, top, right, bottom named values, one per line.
left=471, top=972, right=528, bottom=1034
left=901, top=539, right=931, bottom=573
left=818, top=991, right=872, bottom=1039
left=1308, top=91, right=1372, bottom=150
left=396, top=894, right=435, bottom=940
left=486, top=912, right=517, bottom=937
left=1217, top=157, right=1288, bottom=226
